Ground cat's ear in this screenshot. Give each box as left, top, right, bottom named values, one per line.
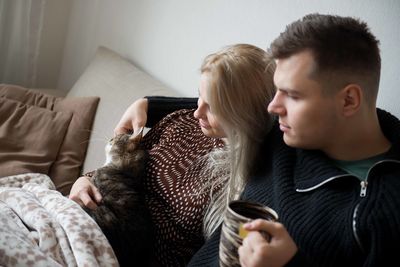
left=129, top=127, right=144, bottom=143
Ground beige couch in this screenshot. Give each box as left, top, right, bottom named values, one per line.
left=0, top=46, right=180, bottom=195
left=65, top=46, right=180, bottom=172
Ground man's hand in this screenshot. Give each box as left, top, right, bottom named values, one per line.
left=238, top=219, right=297, bottom=267
left=69, top=176, right=102, bottom=210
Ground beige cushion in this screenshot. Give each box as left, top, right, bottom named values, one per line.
left=68, top=46, right=179, bottom=172
left=0, top=84, right=99, bottom=195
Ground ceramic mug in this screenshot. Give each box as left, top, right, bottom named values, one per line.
left=219, top=200, right=278, bottom=267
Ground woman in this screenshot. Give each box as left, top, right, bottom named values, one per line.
left=70, top=44, right=276, bottom=266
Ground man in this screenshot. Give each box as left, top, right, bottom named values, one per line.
left=188, top=14, right=400, bottom=266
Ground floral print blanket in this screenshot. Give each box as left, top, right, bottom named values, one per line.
left=0, top=173, right=119, bottom=267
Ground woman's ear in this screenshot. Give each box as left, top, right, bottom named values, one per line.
left=338, top=84, right=362, bottom=117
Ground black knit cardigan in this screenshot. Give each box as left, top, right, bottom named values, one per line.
left=188, top=108, right=400, bottom=267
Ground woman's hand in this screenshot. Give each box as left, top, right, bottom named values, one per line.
left=69, top=176, right=102, bottom=210
left=238, top=219, right=297, bottom=267
left=114, top=98, right=149, bottom=136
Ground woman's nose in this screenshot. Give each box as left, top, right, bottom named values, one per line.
left=194, top=107, right=201, bottom=119
left=194, top=105, right=203, bottom=119
left=194, top=99, right=205, bottom=119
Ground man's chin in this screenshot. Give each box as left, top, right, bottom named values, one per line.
left=283, top=135, right=313, bottom=150
left=283, top=135, right=298, bottom=148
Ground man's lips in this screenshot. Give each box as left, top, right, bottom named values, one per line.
left=279, top=122, right=290, bottom=132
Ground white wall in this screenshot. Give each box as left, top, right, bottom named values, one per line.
left=36, top=0, right=71, bottom=88
left=57, top=0, right=400, bottom=116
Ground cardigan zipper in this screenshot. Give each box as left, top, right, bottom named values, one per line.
left=352, top=159, right=400, bottom=252
left=297, top=159, right=400, bottom=253
left=296, top=160, right=400, bottom=253
left=297, top=159, right=400, bottom=193
left=352, top=203, right=365, bottom=253
left=359, top=181, right=367, bottom=197
left=296, top=174, right=368, bottom=252
left=357, top=159, right=400, bottom=197
left=295, top=174, right=350, bottom=192
left=353, top=179, right=369, bottom=252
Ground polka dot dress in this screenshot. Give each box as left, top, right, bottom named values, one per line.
left=142, top=109, right=224, bottom=267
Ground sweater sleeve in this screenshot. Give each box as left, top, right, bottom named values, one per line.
left=187, top=228, right=221, bottom=267
left=285, top=248, right=316, bottom=267
left=145, top=96, right=198, bottom=127
left=188, top=224, right=316, bottom=267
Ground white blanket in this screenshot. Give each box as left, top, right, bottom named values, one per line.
left=0, top=173, right=119, bottom=267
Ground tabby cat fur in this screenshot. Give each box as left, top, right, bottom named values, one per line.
left=85, top=131, right=154, bottom=266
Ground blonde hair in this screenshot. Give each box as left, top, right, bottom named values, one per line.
left=201, top=44, right=276, bottom=238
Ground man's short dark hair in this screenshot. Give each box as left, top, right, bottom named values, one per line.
left=270, top=13, right=381, bottom=102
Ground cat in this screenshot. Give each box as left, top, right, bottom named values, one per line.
left=84, top=130, right=154, bottom=267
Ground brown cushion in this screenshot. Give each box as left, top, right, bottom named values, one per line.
left=0, top=84, right=99, bottom=194
left=0, top=98, right=71, bottom=178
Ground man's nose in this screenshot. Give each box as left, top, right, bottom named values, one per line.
left=267, top=93, right=285, bottom=115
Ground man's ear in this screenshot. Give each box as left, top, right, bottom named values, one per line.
left=338, top=84, right=362, bottom=116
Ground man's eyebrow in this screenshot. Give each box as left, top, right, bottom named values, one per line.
left=277, top=87, right=293, bottom=93
left=278, top=87, right=302, bottom=96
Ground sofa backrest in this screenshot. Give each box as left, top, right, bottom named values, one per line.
left=67, top=46, right=180, bottom=173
